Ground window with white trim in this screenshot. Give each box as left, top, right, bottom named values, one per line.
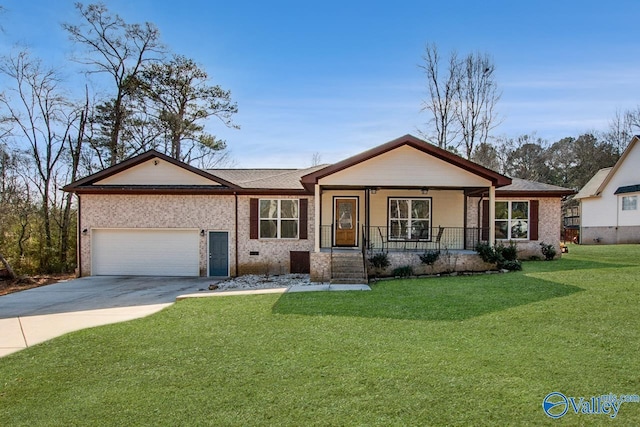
left=259, top=199, right=299, bottom=239
left=622, top=195, right=638, bottom=211
left=496, top=201, right=529, bottom=240
left=388, top=198, right=431, bottom=240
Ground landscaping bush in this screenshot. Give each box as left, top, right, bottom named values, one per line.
left=419, top=250, right=440, bottom=266
left=392, top=265, right=413, bottom=277
left=540, top=242, right=557, bottom=261
left=368, top=252, right=390, bottom=269
left=500, top=241, right=518, bottom=261
left=475, top=242, right=522, bottom=271
left=475, top=242, right=500, bottom=264
left=500, top=259, right=522, bottom=271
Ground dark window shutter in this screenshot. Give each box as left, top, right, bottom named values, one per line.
left=299, top=199, right=308, bottom=239
left=481, top=200, right=489, bottom=240
left=250, top=198, right=258, bottom=239
left=530, top=200, right=539, bottom=240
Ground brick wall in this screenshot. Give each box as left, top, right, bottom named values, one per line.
left=467, top=196, right=563, bottom=259
left=236, top=196, right=315, bottom=276
left=80, top=194, right=236, bottom=276
left=80, top=194, right=317, bottom=277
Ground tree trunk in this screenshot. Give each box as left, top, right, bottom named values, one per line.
left=61, top=93, right=89, bottom=269
left=0, top=251, right=17, bottom=280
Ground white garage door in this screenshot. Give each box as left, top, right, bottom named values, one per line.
left=92, top=229, right=200, bottom=276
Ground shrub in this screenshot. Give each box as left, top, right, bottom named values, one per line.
left=540, top=242, right=557, bottom=261
left=475, top=242, right=522, bottom=271
left=392, top=265, right=413, bottom=277
left=500, top=259, right=522, bottom=271
left=368, top=252, right=390, bottom=269
left=419, top=250, right=440, bottom=265
left=475, top=242, right=500, bottom=264
left=500, top=241, right=518, bottom=261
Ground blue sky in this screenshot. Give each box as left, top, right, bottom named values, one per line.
left=3, top=0, right=640, bottom=167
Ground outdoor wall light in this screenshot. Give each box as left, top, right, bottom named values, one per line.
left=370, top=187, right=378, bottom=194
left=82, top=228, right=88, bottom=235
left=200, top=230, right=205, bottom=236
left=421, top=187, right=429, bottom=194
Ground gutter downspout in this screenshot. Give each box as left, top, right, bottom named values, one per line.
left=234, top=192, right=239, bottom=277
left=77, top=194, right=82, bottom=277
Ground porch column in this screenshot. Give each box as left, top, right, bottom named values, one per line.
left=489, top=185, right=496, bottom=246
left=314, top=184, right=321, bottom=252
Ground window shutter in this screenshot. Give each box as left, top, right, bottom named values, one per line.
left=530, top=200, right=539, bottom=240
left=481, top=200, right=489, bottom=240
left=250, top=198, right=258, bottom=239
left=299, top=199, right=308, bottom=239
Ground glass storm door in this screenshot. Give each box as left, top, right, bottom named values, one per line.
left=334, top=198, right=357, bottom=247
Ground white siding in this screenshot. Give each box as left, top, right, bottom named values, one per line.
left=619, top=193, right=640, bottom=226
left=95, top=159, right=219, bottom=186
left=581, top=139, right=640, bottom=227
left=318, top=145, right=491, bottom=187
left=581, top=197, right=615, bottom=227
left=92, top=229, right=200, bottom=276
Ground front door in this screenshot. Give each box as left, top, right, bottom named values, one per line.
left=208, top=231, right=229, bottom=276
left=334, top=198, right=357, bottom=247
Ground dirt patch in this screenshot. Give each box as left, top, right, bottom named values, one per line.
left=0, top=274, right=76, bottom=296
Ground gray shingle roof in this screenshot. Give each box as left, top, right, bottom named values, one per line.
left=208, top=165, right=327, bottom=190
left=498, top=178, right=574, bottom=193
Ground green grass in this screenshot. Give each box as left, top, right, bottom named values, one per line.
left=1, top=244, right=640, bottom=426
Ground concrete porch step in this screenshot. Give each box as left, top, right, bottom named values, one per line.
left=330, top=272, right=366, bottom=279
left=330, top=278, right=369, bottom=285
left=330, top=252, right=367, bottom=284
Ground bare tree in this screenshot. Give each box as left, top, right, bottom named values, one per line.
left=420, top=45, right=500, bottom=158
left=311, top=152, right=322, bottom=166
left=456, top=52, right=501, bottom=159
left=0, top=50, right=75, bottom=271
left=58, top=87, right=91, bottom=268
left=605, top=109, right=635, bottom=156
left=420, top=43, right=460, bottom=150
left=63, top=2, right=164, bottom=166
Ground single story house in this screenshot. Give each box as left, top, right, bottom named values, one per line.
left=63, top=135, right=574, bottom=281
left=574, top=135, right=640, bottom=244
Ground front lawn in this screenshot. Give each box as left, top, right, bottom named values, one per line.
left=1, top=245, right=639, bottom=425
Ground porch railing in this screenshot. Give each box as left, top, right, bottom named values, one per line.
left=320, top=225, right=488, bottom=252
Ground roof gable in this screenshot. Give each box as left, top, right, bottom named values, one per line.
left=596, top=135, right=640, bottom=195
left=301, top=134, right=511, bottom=190
left=575, top=135, right=640, bottom=199
left=96, top=158, right=220, bottom=186
left=64, top=150, right=238, bottom=191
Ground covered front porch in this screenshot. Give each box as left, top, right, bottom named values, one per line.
left=300, top=135, right=511, bottom=282
left=316, top=187, right=491, bottom=253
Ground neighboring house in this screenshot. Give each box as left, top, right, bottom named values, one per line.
left=63, top=135, right=574, bottom=281
left=574, top=135, right=640, bottom=244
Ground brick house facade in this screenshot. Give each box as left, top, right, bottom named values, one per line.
left=64, top=135, right=574, bottom=280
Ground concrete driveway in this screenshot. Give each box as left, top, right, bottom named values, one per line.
left=0, top=276, right=215, bottom=357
